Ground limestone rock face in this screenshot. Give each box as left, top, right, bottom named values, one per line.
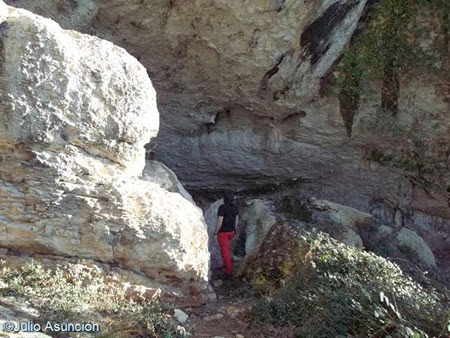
left=0, top=2, right=209, bottom=305
left=142, top=160, right=194, bottom=203
left=204, top=199, right=225, bottom=270
left=312, top=220, right=363, bottom=249
left=306, top=198, right=437, bottom=267
left=357, top=220, right=437, bottom=268
left=308, top=198, right=371, bottom=231
left=395, top=228, right=436, bottom=268
left=3, top=0, right=371, bottom=186
left=0, top=296, right=52, bottom=338
left=6, top=0, right=449, bottom=268
left=239, top=199, right=277, bottom=255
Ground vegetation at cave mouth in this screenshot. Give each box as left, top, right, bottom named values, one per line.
left=246, top=226, right=450, bottom=337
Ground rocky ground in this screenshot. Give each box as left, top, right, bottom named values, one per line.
left=188, top=269, right=259, bottom=338
left=0, top=261, right=258, bottom=338
left=0, top=1, right=448, bottom=337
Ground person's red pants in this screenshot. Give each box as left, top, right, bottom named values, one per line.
left=217, top=231, right=234, bottom=274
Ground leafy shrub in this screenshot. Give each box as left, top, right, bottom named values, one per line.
left=250, top=228, right=450, bottom=337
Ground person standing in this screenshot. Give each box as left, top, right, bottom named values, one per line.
left=214, top=192, right=239, bottom=278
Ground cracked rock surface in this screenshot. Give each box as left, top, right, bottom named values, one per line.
left=0, top=1, right=209, bottom=305
left=3, top=0, right=449, bottom=267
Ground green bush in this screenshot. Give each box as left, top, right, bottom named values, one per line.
left=0, top=261, right=188, bottom=338
left=250, top=230, right=450, bottom=337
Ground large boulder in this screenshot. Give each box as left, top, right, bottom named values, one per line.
left=238, top=222, right=309, bottom=285
left=304, top=198, right=437, bottom=267
left=356, top=220, right=437, bottom=268
left=239, top=198, right=277, bottom=255
left=0, top=2, right=209, bottom=305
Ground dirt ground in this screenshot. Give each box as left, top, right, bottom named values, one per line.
left=185, top=267, right=265, bottom=338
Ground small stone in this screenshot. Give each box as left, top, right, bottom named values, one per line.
left=213, top=279, right=223, bottom=287
left=204, top=313, right=224, bottom=321
left=176, top=325, right=187, bottom=335
left=236, top=335, right=245, bottom=338
left=218, top=307, right=228, bottom=314
left=207, top=291, right=217, bottom=302
left=174, top=309, right=189, bottom=323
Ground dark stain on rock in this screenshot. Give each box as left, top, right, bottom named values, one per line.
left=273, top=85, right=290, bottom=101
left=301, top=0, right=360, bottom=65
left=0, top=21, right=9, bottom=80
left=381, top=55, right=399, bottom=116
left=68, top=0, right=78, bottom=9
left=282, top=111, right=306, bottom=122
left=249, top=28, right=260, bottom=48
left=169, top=0, right=181, bottom=8
left=276, top=0, right=287, bottom=12
left=339, top=87, right=359, bottom=137
left=201, top=108, right=232, bottom=134
left=259, top=53, right=286, bottom=97
left=0, top=21, right=9, bottom=36
left=319, top=54, right=344, bottom=97
left=56, top=0, right=78, bottom=14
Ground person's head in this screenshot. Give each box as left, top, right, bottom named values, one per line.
left=223, top=192, right=235, bottom=205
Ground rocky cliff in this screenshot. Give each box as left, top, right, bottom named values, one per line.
left=0, top=1, right=210, bottom=305
left=3, top=0, right=449, bottom=268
